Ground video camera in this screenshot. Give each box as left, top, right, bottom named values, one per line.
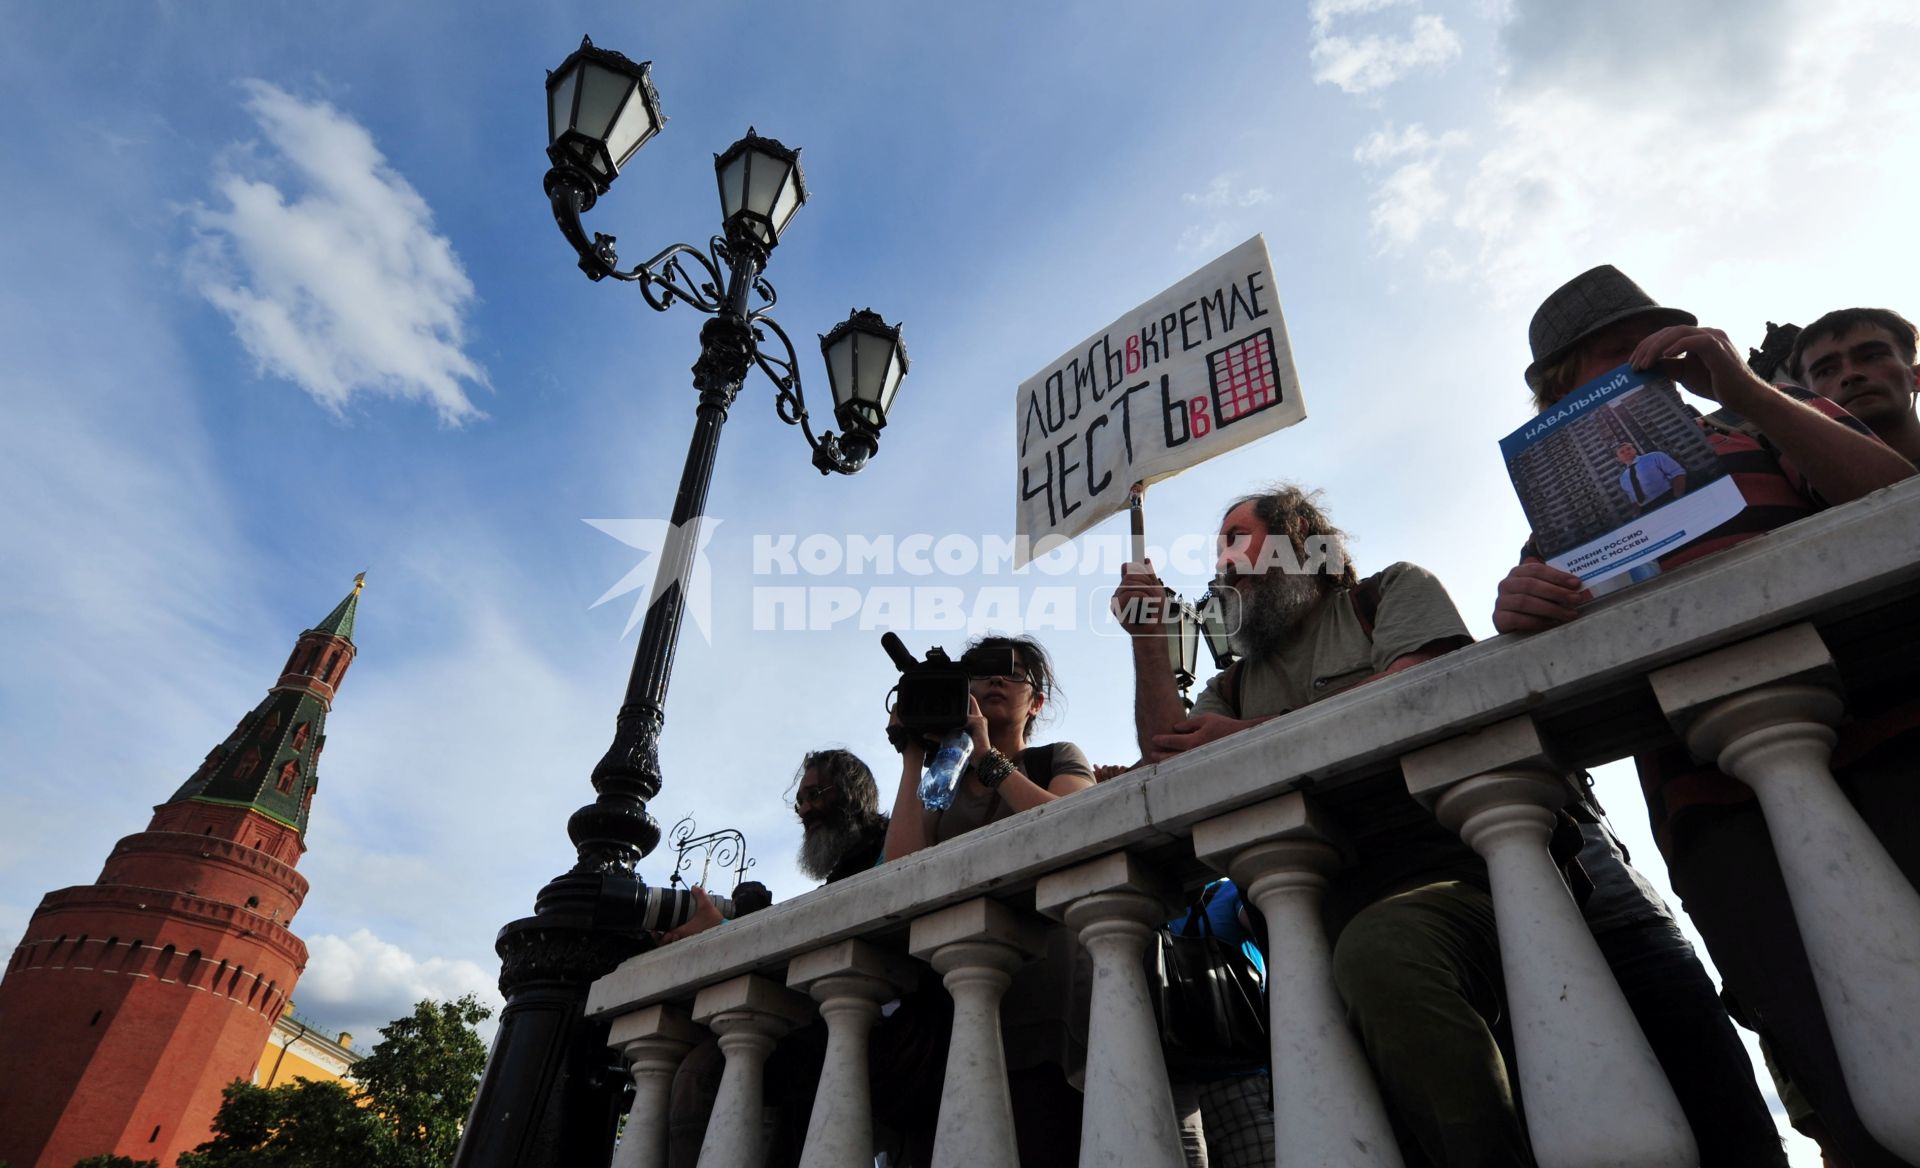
left=880, top=632, right=1018, bottom=736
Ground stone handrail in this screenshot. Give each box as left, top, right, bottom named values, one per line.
left=589, top=477, right=1920, bottom=1167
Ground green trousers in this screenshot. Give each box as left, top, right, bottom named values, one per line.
left=1330, top=880, right=1536, bottom=1168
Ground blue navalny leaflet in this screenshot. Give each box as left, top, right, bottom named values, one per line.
left=1013, top=235, right=1306, bottom=564
left=1499, top=363, right=1741, bottom=588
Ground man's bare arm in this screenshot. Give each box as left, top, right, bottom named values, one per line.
left=1635, top=325, right=1915, bottom=503
left=1115, top=561, right=1191, bottom=756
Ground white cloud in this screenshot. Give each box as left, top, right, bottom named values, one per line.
left=1177, top=222, right=1233, bottom=256
left=1353, top=122, right=1468, bottom=166
left=1498, top=0, right=1793, bottom=105
left=1353, top=123, right=1470, bottom=247
left=1183, top=175, right=1274, bottom=210
left=297, top=927, right=502, bottom=1044
left=1178, top=176, right=1273, bottom=255
left=1309, top=0, right=1417, bottom=35
left=188, top=81, right=487, bottom=424
left=1368, top=159, right=1451, bottom=247
left=1350, top=0, right=1920, bottom=304
left=1312, top=12, right=1462, bottom=95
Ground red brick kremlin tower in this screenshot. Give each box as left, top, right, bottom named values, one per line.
left=0, top=577, right=364, bottom=1168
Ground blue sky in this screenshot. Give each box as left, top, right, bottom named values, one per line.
left=3, top=2, right=1915, bottom=1157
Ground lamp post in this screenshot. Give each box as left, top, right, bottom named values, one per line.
left=453, top=37, right=909, bottom=1168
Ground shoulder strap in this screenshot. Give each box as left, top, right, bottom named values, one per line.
left=1347, top=570, right=1386, bottom=638
left=1217, top=659, right=1246, bottom=719
left=1179, top=883, right=1220, bottom=938
left=1020, top=744, right=1057, bottom=788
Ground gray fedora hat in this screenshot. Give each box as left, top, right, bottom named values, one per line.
left=1525, top=265, right=1696, bottom=390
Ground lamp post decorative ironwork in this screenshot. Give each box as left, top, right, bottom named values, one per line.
left=666, top=815, right=755, bottom=893
left=453, top=36, right=909, bottom=1168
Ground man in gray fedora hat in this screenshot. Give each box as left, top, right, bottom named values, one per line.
left=1497, top=265, right=1910, bottom=635
left=1492, top=265, right=1919, bottom=1166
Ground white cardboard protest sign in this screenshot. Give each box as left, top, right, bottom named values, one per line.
left=1014, top=235, right=1304, bottom=563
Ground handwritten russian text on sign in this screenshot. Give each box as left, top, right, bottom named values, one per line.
left=1015, top=235, right=1304, bottom=561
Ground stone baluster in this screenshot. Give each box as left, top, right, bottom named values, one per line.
left=1035, top=852, right=1184, bottom=1168
left=1651, top=623, right=1920, bottom=1160
left=787, top=938, right=920, bottom=1168
left=1402, top=716, right=1697, bottom=1168
left=692, top=973, right=815, bottom=1168
left=608, top=1004, right=705, bottom=1168
left=1192, top=792, right=1404, bottom=1168
left=907, top=897, right=1048, bottom=1168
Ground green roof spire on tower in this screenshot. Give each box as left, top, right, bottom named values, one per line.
left=161, top=576, right=365, bottom=838
left=314, top=572, right=365, bottom=643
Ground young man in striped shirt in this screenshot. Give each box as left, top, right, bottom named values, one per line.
left=1789, top=307, right=1920, bottom=465
left=1492, top=267, right=1918, bottom=1166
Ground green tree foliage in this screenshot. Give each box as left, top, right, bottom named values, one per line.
left=351, top=994, right=492, bottom=1168
left=178, top=994, right=492, bottom=1168
left=175, top=1080, right=388, bottom=1168
left=72, top=1157, right=160, bottom=1168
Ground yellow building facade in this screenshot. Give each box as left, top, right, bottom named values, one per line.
left=255, top=1007, right=360, bottom=1088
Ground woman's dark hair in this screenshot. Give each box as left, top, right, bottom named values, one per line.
left=790, top=748, right=879, bottom=818
left=966, top=633, right=1059, bottom=737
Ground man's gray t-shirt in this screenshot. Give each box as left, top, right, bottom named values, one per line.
left=1191, top=563, right=1481, bottom=922
left=1192, top=561, right=1471, bottom=718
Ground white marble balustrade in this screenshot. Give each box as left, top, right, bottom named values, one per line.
left=1192, top=793, right=1404, bottom=1168
left=584, top=481, right=1920, bottom=1168
left=787, top=938, right=920, bottom=1168
left=1035, top=853, right=1184, bottom=1168
left=1652, top=624, right=1920, bottom=1162
left=691, top=974, right=813, bottom=1168
left=908, top=898, right=1047, bottom=1168
left=609, top=1004, right=705, bottom=1168
left=1404, top=718, right=1696, bottom=1168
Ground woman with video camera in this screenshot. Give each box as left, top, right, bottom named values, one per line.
left=882, top=633, right=1095, bottom=861
left=874, top=633, right=1095, bottom=1166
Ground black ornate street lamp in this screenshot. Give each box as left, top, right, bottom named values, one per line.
left=454, top=36, right=909, bottom=1168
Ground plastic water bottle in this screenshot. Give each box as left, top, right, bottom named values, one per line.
left=919, top=729, right=974, bottom=810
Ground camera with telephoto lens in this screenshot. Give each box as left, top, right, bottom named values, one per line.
left=880, top=632, right=1017, bottom=737
left=595, top=874, right=757, bottom=934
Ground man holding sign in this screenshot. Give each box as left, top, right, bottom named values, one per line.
left=1014, top=236, right=1306, bottom=562
left=1114, top=487, right=1533, bottom=1168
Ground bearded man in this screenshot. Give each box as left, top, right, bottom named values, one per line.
left=663, top=749, right=887, bottom=1168
left=1115, top=486, right=1775, bottom=1168
left=661, top=748, right=888, bottom=943
left=1115, top=487, right=1536, bottom=1167
left=792, top=748, right=891, bottom=883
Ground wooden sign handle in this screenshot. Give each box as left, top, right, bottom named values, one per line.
left=1128, top=481, right=1147, bottom=565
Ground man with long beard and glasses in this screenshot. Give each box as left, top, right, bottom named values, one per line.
left=1114, top=486, right=1537, bottom=1167
left=1115, top=485, right=1777, bottom=1168
left=661, top=749, right=889, bottom=1168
